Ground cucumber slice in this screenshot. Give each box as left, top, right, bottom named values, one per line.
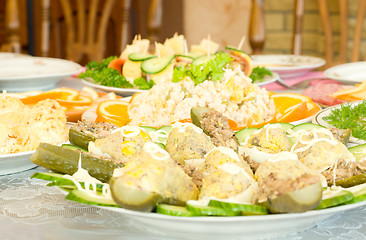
left=128, top=53, right=156, bottom=62
left=344, top=183, right=366, bottom=204
left=157, top=126, right=173, bottom=140
left=270, top=122, right=294, bottom=131
left=47, top=178, right=105, bottom=192
left=225, top=45, right=251, bottom=57
left=66, top=189, right=119, bottom=207
left=208, top=199, right=268, bottom=216
left=61, top=144, right=88, bottom=152
left=140, top=126, right=157, bottom=135
left=335, top=173, right=366, bottom=188
left=191, top=55, right=215, bottom=65
left=156, top=204, right=194, bottom=217
left=348, top=143, right=366, bottom=162
left=31, top=172, right=66, bottom=182
left=141, top=55, right=175, bottom=74
left=235, top=128, right=258, bottom=145
left=291, top=123, right=325, bottom=132
left=315, top=189, right=353, bottom=210
left=186, top=202, right=240, bottom=216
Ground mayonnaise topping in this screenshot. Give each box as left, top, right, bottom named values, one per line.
left=266, top=151, right=298, bottom=162
left=172, top=122, right=203, bottom=134
left=206, top=146, right=241, bottom=162
left=143, top=142, right=170, bottom=161
left=218, top=163, right=252, bottom=180
left=290, top=128, right=338, bottom=153
left=112, top=126, right=141, bottom=137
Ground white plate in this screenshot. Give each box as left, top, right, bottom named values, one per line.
left=81, top=79, right=143, bottom=97
left=97, top=200, right=366, bottom=239
left=324, top=62, right=366, bottom=84
left=252, top=55, right=326, bottom=79
left=0, top=56, right=82, bottom=92
left=254, top=72, right=279, bottom=86
left=0, top=150, right=37, bottom=175
left=312, top=100, right=366, bottom=144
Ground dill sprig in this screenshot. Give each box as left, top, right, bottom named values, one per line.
left=323, top=100, right=366, bottom=140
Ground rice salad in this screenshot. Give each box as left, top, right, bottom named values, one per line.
left=128, top=66, right=275, bottom=127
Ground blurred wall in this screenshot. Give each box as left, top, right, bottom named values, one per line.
left=183, top=0, right=252, bottom=52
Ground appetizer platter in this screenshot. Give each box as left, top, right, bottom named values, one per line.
left=30, top=110, right=366, bottom=238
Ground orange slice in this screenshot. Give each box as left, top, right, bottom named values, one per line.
left=21, top=87, right=79, bottom=105
left=96, top=100, right=130, bottom=127
left=271, top=93, right=312, bottom=115
left=57, top=95, right=93, bottom=107
left=276, top=102, right=308, bottom=123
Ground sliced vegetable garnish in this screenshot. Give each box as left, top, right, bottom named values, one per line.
left=156, top=204, right=194, bottom=217
left=208, top=199, right=268, bottom=215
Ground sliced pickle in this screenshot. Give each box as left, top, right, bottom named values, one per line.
left=30, top=143, right=124, bottom=183
left=109, top=176, right=163, bottom=212
left=335, top=173, right=366, bottom=188
left=190, top=107, right=210, bottom=130
left=329, top=128, right=351, bottom=145
left=69, top=128, right=97, bottom=150
left=260, top=182, right=323, bottom=213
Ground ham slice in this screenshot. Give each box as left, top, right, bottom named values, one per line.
left=302, top=81, right=347, bottom=106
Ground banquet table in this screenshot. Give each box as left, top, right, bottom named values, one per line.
left=2, top=75, right=366, bottom=240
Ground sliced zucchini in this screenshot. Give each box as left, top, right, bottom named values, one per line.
left=69, top=128, right=97, bottom=150
left=141, top=55, right=175, bottom=74
left=156, top=204, right=194, bottom=217
left=235, top=128, right=258, bottom=145
left=191, top=54, right=215, bottom=65
left=31, top=172, right=66, bottom=182
left=348, top=143, right=366, bottom=162
left=30, top=143, right=124, bottom=183
left=291, top=123, right=325, bottom=132
left=315, top=188, right=354, bottom=210
left=261, top=181, right=323, bottom=213
left=66, top=189, right=119, bottom=207
left=61, top=144, right=87, bottom=152
left=208, top=199, right=268, bottom=215
left=335, top=173, right=366, bottom=188
left=186, top=202, right=240, bottom=216
left=128, top=52, right=156, bottom=62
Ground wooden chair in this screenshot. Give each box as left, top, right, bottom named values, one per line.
left=249, top=0, right=305, bottom=55
left=1, top=0, right=21, bottom=53
left=34, top=0, right=163, bottom=65
left=317, top=0, right=366, bottom=66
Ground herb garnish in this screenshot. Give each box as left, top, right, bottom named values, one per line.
left=171, top=52, right=233, bottom=85
left=323, top=100, right=366, bottom=140
left=133, top=77, right=155, bottom=90
left=79, top=56, right=155, bottom=90
left=249, top=66, right=273, bottom=83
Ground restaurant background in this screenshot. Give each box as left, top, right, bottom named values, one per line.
left=0, top=0, right=366, bottom=64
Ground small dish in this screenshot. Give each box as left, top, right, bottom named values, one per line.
left=324, top=62, right=366, bottom=84
left=0, top=150, right=37, bottom=175
left=312, top=100, right=366, bottom=144
left=252, top=55, right=326, bottom=79
left=0, top=57, right=82, bottom=92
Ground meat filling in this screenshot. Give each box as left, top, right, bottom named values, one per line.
left=322, top=159, right=366, bottom=185
left=200, top=109, right=239, bottom=152
left=73, top=120, right=117, bottom=138
left=256, top=173, right=320, bottom=203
